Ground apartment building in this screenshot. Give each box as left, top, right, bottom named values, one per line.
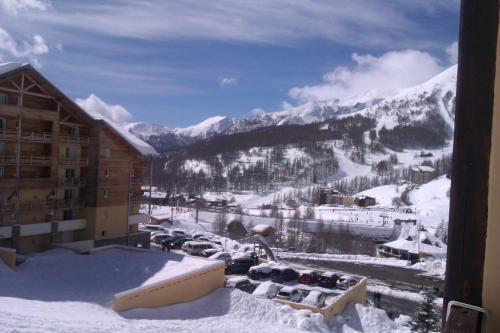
left=0, top=63, right=157, bottom=253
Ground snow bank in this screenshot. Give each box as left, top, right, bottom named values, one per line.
left=277, top=251, right=411, bottom=268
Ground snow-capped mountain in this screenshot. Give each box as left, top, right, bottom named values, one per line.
left=129, top=65, right=457, bottom=151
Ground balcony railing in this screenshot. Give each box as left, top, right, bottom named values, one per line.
left=0, top=200, right=56, bottom=212
left=58, top=177, right=86, bottom=187
left=60, top=135, right=90, bottom=145
left=0, top=129, right=52, bottom=143
left=56, top=198, right=85, bottom=209
left=59, top=158, right=88, bottom=166
left=0, top=154, right=51, bottom=165
left=131, top=176, right=144, bottom=184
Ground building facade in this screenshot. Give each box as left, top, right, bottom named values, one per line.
left=0, top=63, right=156, bottom=253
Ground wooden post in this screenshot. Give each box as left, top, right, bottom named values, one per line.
left=444, top=0, right=499, bottom=322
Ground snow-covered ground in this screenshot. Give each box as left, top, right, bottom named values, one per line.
left=0, top=247, right=409, bottom=333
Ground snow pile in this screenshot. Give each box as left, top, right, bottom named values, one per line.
left=277, top=251, right=411, bottom=268
left=411, top=258, right=446, bottom=277
left=331, top=303, right=411, bottom=333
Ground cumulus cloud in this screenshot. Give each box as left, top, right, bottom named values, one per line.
left=0, top=27, right=49, bottom=65
left=75, top=94, right=132, bottom=126
left=0, top=0, right=49, bottom=15
left=288, top=49, right=444, bottom=103
left=219, top=77, right=238, bottom=87
left=249, top=108, right=266, bottom=117
left=446, top=41, right=458, bottom=64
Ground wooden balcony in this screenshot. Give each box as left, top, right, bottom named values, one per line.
left=60, top=135, right=90, bottom=145
left=0, top=200, right=56, bottom=213
left=58, top=177, right=86, bottom=187
left=59, top=158, right=89, bottom=166
left=0, top=154, right=51, bottom=165
left=56, top=198, right=85, bottom=209
left=0, top=129, right=52, bottom=143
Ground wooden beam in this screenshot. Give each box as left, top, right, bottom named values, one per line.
left=444, top=0, right=499, bottom=319
left=0, top=104, right=58, bottom=121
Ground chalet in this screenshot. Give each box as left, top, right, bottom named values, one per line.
left=250, top=224, right=276, bottom=237
left=0, top=63, right=157, bottom=253
left=410, top=165, right=436, bottom=184
left=377, top=230, right=446, bottom=262
left=354, top=195, right=376, bottom=207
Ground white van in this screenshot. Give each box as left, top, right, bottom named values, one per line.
left=186, top=242, right=214, bottom=255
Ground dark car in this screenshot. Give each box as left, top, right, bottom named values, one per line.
left=226, top=258, right=254, bottom=274
left=226, top=277, right=257, bottom=294
left=318, top=272, right=340, bottom=288
left=297, top=270, right=319, bottom=285
left=169, top=237, right=193, bottom=249
left=270, top=267, right=299, bottom=283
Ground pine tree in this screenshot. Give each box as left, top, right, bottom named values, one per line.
left=411, top=290, right=441, bottom=332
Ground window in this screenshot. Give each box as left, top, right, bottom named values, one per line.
left=0, top=118, right=5, bottom=130
left=66, top=147, right=78, bottom=160
left=64, top=189, right=73, bottom=200
left=130, top=168, right=135, bottom=176
left=104, top=169, right=110, bottom=178
left=0, top=142, right=4, bottom=154
left=101, top=230, right=107, bottom=238
left=0, top=166, right=3, bottom=177
left=68, top=127, right=78, bottom=137
left=0, top=94, right=6, bottom=105
left=63, top=210, right=72, bottom=221
left=15, top=120, right=20, bottom=130
left=103, top=188, right=109, bottom=199
left=65, top=168, right=76, bottom=179
left=104, top=148, right=111, bottom=158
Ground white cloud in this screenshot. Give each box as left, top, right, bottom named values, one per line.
left=0, top=0, right=49, bottom=15
left=24, top=1, right=458, bottom=49
left=249, top=108, right=266, bottom=117
left=0, top=27, right=49, bottom=65
left=75, top=94, right=131, bottom=126
left=219, top=77, right=238, bottom=87
left=288, top=49, right=444, bottom=103
left=446, top=41, right=458, bottom=64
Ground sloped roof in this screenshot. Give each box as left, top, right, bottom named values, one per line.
left=0, top=62, right=158, bottom=157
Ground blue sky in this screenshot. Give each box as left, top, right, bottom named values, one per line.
left=0, top=0, right=460, bottom=127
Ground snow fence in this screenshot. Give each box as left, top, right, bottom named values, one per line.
left=275, top=277, right=368, bottom=323
left=112, top=259, right=225, bottom=311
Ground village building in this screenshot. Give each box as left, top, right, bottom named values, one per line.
left=410, top=165, right=436, bottom=184
left=0, top=63, right=157, bottom=253
left=354, top=195, right=376, bottom=207
left=377, top=230, right=446, bottom=262
left=319, top=187, right=355, bottom=206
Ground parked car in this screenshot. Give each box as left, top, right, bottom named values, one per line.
left=318, top=271, right=340, bottom=288
left=197, top=236, right=211, bottom=242
left=226, top=258, right=254, bottom=274
left=152, top=234, right=174, bottom=245
left=209, top=251, right=232, bottom=264
left=142, top=224, right=169, bottom=232
left=337, top=275, right=358, bottom=290
left=192, top=232, right=207, bottom=239
left=226, top=277, right=257, bottom=294
left=247, top=264, right=273, bottom=280
left=185, top=242, right=214, bottom=255
left=276, top=286, right=302, bottom=303
left=201, top=248, right=219, bottom=257
left=297, top=270, right=320, bottom=285
left=170, top=237, right=193, bottom=249
left=270, top=267, right=299, bottom=283
left=172, top=229, right=187, bottom=236
left=302, top=291, right=326, bottom=307
left=252, top=281, right=280, bottom=299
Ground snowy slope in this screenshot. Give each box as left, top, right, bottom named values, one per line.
left=132, top=65, right=456, bottom=143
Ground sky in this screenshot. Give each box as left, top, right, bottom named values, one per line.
left=0, top=0, right=460, bottom=128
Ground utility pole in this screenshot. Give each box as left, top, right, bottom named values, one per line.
left=195, top=195, right=199, bottom=224
left=148, top=157, right=153, bottom=215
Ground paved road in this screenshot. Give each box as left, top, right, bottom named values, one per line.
left=282, top=258, right=444, bottom=318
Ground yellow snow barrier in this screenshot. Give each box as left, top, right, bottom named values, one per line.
left=0, top=247, right=16, bottom=271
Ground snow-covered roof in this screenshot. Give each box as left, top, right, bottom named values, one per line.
left=150, top=212, right=171, bottom=220
left=411, top=165, right=435, bottom=173
left=82, top=108, right=158, bottom=156
left=321, top=271, right=339, bottom=278
left=384, top=231, right=447, bottom=256
left=0, top=62, right=26, bottom=76
left=250, top=224, right=275, bottom=234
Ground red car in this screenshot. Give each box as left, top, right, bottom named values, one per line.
left=297, top=270, right=319, bottom=285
